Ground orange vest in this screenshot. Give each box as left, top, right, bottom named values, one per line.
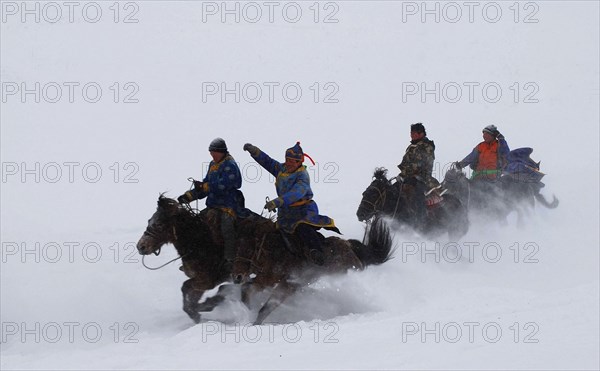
left=476, top=141, right=499, bottom=171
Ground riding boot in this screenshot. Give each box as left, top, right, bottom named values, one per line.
left=220, top=211, right=236, bottom=274
left=295, top=223, right=325, bottom=266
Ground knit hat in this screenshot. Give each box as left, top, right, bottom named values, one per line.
left=482, top=125, right=499, bottom=137
left=208, top=138, right=227, bottom=153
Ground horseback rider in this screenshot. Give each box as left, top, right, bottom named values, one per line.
left=396, top=123, right=443, bottom=226
left=243, top=141, right=340, bottom=266
left=455, top=124, right=510, bottom=181
left=177, top=138, right=245, bottom=273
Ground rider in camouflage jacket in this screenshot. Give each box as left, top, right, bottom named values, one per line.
left=397, top=123, right=441, bottom=192
left=397, top=123, right=442, bottom=226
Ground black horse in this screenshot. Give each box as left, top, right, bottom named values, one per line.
left=136, top=195, right=232, bottom=323
left=442, top=165, right=558, bottom=224
left=357, top=168, right=469, bottom=240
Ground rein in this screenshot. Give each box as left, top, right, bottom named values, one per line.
left=362, top=219, right=371, bottom=244
left=142, top=252, right=189, bottom=270
left=235, top=233, right=267, bottom=272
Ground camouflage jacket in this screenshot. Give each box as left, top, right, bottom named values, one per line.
left=397, top=137, right=439, bottom=188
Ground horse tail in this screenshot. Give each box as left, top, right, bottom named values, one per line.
left=352, top=216, right=394, bottom=267
left=535, top=193, right=559, bottom=209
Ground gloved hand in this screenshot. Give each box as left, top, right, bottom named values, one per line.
left=264, top=200, right=277, bottom=212
left=454, top=161, right=463, bottom=170
left=243, top=143, right=260, bottom=156
left=264, top=199, right=280, bottom=212
left=177, top=192, right=192, bottom=204
left=193, top=181, right=204, bottom=191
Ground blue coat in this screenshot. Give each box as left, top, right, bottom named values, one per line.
left=189, top=154, right=245, bottom=216
left=505, top=148, right=545, bottom=183
left=252, top=150, right=338, bottom=233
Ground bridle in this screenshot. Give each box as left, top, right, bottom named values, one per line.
left=140, top=208, right=190, bottom=270
left=359, top=182, right=386, bottom=219
left=361, top=177, right=406, bottom=218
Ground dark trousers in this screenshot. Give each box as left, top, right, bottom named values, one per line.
left=403, top=182, right=427, bottom=226
left=295, top=223, right=323, bottom=253
left=202, top=208, right=237, bottom=263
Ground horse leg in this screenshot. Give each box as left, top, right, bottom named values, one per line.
left=196, top=284, right=238, bottom=312
left=181, top=279, right=206, bottom=324
left=254, top=281, right=300, bottom=325
left=241, top=282, right=258, bottom=307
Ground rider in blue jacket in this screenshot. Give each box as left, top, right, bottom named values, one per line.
left=178, top=138, right=245, bottom=272
left=243, top=141, right=339, bottom=265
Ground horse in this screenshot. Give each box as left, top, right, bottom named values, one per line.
left=442, top=165, right=559, bottom=224
left=136, top=195, right=233, bottom=323
left=198, top=215, right=394, bottom=325
left=442, top=166, right=510, bottom=218
left=357, top=168, right=469, bottom=240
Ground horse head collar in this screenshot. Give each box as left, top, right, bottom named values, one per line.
left=137, top=194, right=182, bottom=256
left=357, top=168, right=390, bottom=222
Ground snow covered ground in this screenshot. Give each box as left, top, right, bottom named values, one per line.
left=1, top=1, right=598, bottom=369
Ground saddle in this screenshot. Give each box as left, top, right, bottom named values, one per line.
left=279, top=230, right=326, bottom=265
left=426, top=193, right=444, bottom=207
left=424, top=184, right=446, bottom=207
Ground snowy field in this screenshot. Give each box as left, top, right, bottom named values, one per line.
left=1, top=1, right=599, bottom=369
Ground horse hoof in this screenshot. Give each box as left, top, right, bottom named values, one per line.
left=188, top=312, right=201, bottom=324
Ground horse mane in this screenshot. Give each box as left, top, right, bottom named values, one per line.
left=373, top=167, right=389, bottom=181
left=351, top=216, right=394, bottom=265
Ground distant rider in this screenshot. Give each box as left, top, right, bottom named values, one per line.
left=456, top=124, right=510, bottom=181
left=397, top=123, right=443, bottom=226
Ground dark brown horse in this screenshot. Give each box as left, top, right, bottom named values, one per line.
left=357, top=168, right=469, bottom=240
left=136, top=195, right=231, bottom=323
left=198, top=215, right=394, bottom=325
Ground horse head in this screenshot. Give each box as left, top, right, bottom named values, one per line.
left=137, top=194, right=182, bottom=256
left=442, top=165, right=469, bottom=195
left=357, top=167, right=392, bottom=222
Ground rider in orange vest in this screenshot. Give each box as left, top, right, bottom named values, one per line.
left=456, top=125, right=510, bottom=180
